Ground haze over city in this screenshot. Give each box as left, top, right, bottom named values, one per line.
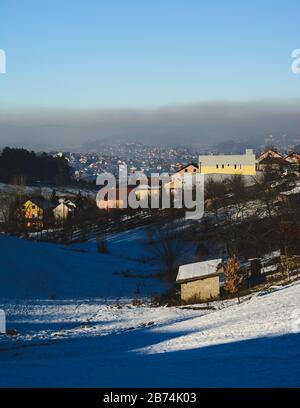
left=1, top=0, right=300, bottom=150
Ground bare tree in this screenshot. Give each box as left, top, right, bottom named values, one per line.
left=205, top=178, right=227, bottom=200
left=146, top=221, right=191, bottom=282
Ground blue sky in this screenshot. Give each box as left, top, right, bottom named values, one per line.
left=1, top=0, right=299, bottom=110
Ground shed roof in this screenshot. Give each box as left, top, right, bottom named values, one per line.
left=176, top=258, right=223, bottom=283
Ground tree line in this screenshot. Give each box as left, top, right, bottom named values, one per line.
left=0, top=147, right=71, bottom=185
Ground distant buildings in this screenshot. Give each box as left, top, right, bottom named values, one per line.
left=59, top=144, right=200, bottom=181
left=97, top=184, right=161, bottom=210
left=256, top=149, right=300, bottom=173
left=199, top=149, right=256, bottom=175
left=54, top=143, right=300, bottom=182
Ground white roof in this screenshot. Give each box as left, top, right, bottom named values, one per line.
left=199, top=149, right=255, bottom=166
left=57, top=199, right=76, bottom=208
left=176, top=259, right=223, bottom=283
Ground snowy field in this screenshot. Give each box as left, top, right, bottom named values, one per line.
left=0, top=229, right=300, bottom=387
left=0, top=282, right=300, bottom=387
left=0, top=228, right=171, bottom=299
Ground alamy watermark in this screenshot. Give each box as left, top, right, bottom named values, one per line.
left=0, top=49, right=6, bottom=74
left=0, top=309, right=6, bottom=334
left=96, top=164, right=204, bottom=220
left=291, top=49, right=300, bottom=74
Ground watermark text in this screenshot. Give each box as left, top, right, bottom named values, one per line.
left=0, top=49, right=6, bottom=74
left=291, top=49, right=300, bottom=74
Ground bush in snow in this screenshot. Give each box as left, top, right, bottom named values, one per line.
left=97, top=238, right=108, bottom=253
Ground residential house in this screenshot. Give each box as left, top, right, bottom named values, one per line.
left=97, top=186, right=133, bottom=210
left=173, top=163, right=199, bottom=176
left=257, top=149, right=289, bottom=172
left=176, top=259, right=224, bottom=303
left=285, top=152, right=300, bottom=169
left=21, top=198, right=55, bottom=228
left=53, top=199, right=77, bottom=220
left=97, top=179, right=162, bottom=210
left=165, top=163, right=199, bottom=192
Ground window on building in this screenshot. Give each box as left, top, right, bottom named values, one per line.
left=222, top=164, right=224, bottom=169
left=240, top=164, right=242, bottom=169
left=216, top=164, right=219, bottom=169
left=234, top=164, right=237, bottom=169
left=32, top=205, right=36, bottom=209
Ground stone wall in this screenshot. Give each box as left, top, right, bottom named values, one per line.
left=181, top=276, right=220, bottom=302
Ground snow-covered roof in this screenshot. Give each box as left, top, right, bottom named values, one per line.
left=261, top=249, right=281, bottom=262
left=176, top=259, right=223, bottom=283
left=57, top=199, right=76, bottom=208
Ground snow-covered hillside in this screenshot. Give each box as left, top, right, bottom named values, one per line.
left=1, top=282, right=300, bottom=387
left=0, top=228, right=169, bottom=299
left=1, top=226, right=299, bottom=387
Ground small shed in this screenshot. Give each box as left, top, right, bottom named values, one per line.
left=176, top=259, right=224, bottom=303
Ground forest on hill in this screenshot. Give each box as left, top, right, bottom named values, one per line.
left=0, top=147, right=71, bottom=186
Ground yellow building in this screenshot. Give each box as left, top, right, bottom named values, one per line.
left=21, top=198, right=55, bottom=228
left=199, top=149, right=256, bottom=175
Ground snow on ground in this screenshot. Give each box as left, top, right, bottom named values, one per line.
left=0, top=228, right=170, bottom=299
left=0, top=224, right=197, bottom=300
left=1, top=282, right=300, bottom=387
left=1, top=225, right=299, bottom=387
